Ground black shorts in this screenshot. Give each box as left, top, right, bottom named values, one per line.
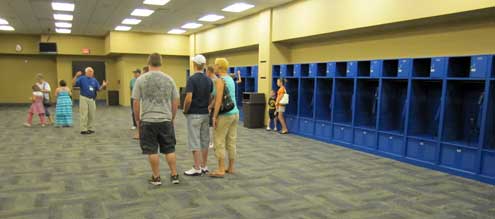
left=269, top=109, right=276, bottom=120
left=140, top=121, right=176, bottom=154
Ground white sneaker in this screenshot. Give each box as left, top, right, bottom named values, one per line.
left=184, top=167, right=202, bottom=176
left=201, top=166, right=209, bottom=175
left=274, top=128, right=278, bottom=132
left=266, top=127, right=271, bottom=131
left=209, top=143, right=214, bottom=148
left=131, top=126, right=136, bottom=130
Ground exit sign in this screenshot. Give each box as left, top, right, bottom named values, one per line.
left=82, top=48, right=90, bottom=54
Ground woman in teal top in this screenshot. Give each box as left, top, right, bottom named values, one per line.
left=210, top=58, right=239, bottom=178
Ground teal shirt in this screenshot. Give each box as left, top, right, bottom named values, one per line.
left=220, top=75, right=239, bottom=116
left=130, top=78, right=137, bottom=92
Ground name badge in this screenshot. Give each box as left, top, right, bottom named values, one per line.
left=89, top=86, right=94, bottom=91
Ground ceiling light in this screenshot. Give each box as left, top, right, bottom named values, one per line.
left=53, top=14, right=73, bottom=21
left=55, top=22, right=72, bottom=28
left=181, top=22, right=202, bottom=29
left=0, top=25, right=15, bottom=31
left=198, top=14, right=224, bottom=22
left=0, top=18, right=8, bottom=25
left=55, top=28, right=71, bottom=34
left=168, top=29, right=185, bottom=34
left=115, top=25, right=132, bottom=31
left=122, top=18, right=141, bottom=25
left=131, top=8, right=154, bottom=17
left=51, top=2, right=75, bottom=11
left=143, top=0, right=170, bottom=6
left=222, top=2, right=254, bottom=12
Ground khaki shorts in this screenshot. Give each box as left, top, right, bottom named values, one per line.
left=277, top=106, right=286, bottom=113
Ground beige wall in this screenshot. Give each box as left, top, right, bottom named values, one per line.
left=41, top=35, right=106, bottom=56
left=205, top=47, right=259, bottom=67
left=0, top=55, right=57, bottom=103
left=107, top=31, right=189, bottom=56
left=0, top=34, right=40, bottom=54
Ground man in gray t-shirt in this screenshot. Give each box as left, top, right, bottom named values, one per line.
left=132, top=53, right=180, bottom=186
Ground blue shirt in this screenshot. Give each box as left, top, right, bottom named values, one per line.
left=221, top=75, right=239, bottom=116
left=75, top=76, right=100, bottom=99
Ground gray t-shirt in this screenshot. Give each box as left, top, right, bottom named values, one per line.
left=131, top=71, right=179, bottom=123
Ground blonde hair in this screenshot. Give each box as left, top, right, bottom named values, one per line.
left=214, top=58, right=229, bottom=73
left=36, top=73, right=44, bottom=80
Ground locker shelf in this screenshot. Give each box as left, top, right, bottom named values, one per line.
left=285, top=78, right=299, bottom=116
left=484, top=81, right=495, bottom=150
left=296, top=64, right=310, bottom=77
left=379, top=79, right=408, bottom=134
left=335, top=62, right=347, bottom=77
left=315, top=78, right=333, bottom=121
left=408, top=80, right=442, bottom=140
left=282, top=64, right=295, bottom=77
left=333, top=79, right=354, bottom=125
left=313, top=63, right=328, bottom=77
left=447, top=56, right=471, bottom=78
left=299, top=78, right=315, bottom=118
left=443, top=80, right=485, bottom=147
left=355, top=79, right=379, bottom=129
left=358, top=61, right=371, bottom=77
left=371, top=60, right=399, bottom=77
left=273, top=65, right=281, bottom=77
left=412, top=58, right=432, bottom=78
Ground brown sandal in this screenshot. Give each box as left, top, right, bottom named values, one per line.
left=208, top=170, right=225, bottom=178
left=225, top=169, right=235, bottom=174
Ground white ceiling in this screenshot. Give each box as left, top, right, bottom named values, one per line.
left=0, top=0, right=294, bottom=36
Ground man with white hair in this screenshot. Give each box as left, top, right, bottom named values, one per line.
left=72, top=67, right=108, bottom=135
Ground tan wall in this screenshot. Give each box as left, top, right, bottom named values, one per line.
left=0, top=55, right=57, bottom=103
left=41, top=35, right=106, bottom=56
left=272, top=0, right=495, bottom=41
left=205, top=47, right=259, bottom=67
left=108, top=32, right=189, bottom=56
left=289, top=19, right=495, bottom=63
left=0, top=34, right=40, bottom=54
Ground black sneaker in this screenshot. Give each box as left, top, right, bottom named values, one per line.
left=80, top=131, right=90, bottom=135
left=88, top=130, right=95, bottom=134
left=170, top=175, right=180, bottom=184
left=149, top=175, right=162, bottom=186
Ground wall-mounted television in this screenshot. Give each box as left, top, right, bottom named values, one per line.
left=39, top=42, right=57, bottom=54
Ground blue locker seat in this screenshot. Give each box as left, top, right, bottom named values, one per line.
left=273, top=65, right=281, bottom=77
left=285, top=115, right=299, bottom=133
left=406, top=138, right=437, bottom=164
left=481, top=151, right=495, bottom=178
left=440, top=144, right=478, bottom=173
left=355, top=79, right=379, bottom=129
left=299, top=78, right=315, bottom=118
left=371, top=60, right=399, bottom=77
left=285, top=78, right=299, bottom=116
left=315, top=78, right=332, bottom=121
left=378, top=132, right=405, bottom=156
left=379, top=80, right=408, bottom=134
left=333, top=79, right=354, bottom=125
left=408, top=80, right=442, bottom=140
left=299, top=118, right=315, bottom=137
left=282, top=64, right=295, bottom=77
left=312, top=63, right=327, bottom=77
left=314, top=121, right=332, bottom=141
left=354, top=128, right=377, bottom=149
left=484, top=81, right=495, bottom=150
left=333, top=124, right=353, bottom=144
left=442, top=80, right=485, bottom=147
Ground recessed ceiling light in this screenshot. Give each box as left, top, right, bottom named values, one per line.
left=53, top=14, right=73, bottom=21
left=168, top=29, right=186, bottom=34
left=222, top=2, right=254, bottom=13
left=0, top=25, right=15, bottom=31
left=122, top=18, right=141, bottom=25
left=131, top=8, right=154, bottom=17
left=115, top=25, right=132, bottom=31
left=55, top=28, right=71, bottom=34
left=181, top=22, right=202, bottom=29
left=198, top=14, right=224, bottom=22
left=0, top=18, right=8, bottom=25
left=55, top=22, right=72, bottom=28
left=143, top=0, right=170, bottom=6
left=51, top=2, right=75, bottom=11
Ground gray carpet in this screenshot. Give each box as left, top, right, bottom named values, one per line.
left=0, top=106, right=494, bottom=219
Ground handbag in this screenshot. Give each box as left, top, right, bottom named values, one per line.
left=280, top=93, right=289, bottom=105
left=219, top=79, right=235, bottom=114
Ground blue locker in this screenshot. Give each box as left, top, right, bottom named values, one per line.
left=299, top=118, right=315, bottom=137
left=252, top=65, right=258, bottom=77
left=432, top=56, right=473, bottom=78
left=334, top=62, right=348, bottom=77
left=411, top=58, right=432, bottom=78
left=430, top=57, right=448, bottom=78
left=333, top=79, right=354, bottom=125
left=379, top=79, right=408, bottom=134
left=347, top=61, right=371, bottom=77
left=347, top=61, right=357, bottom=77
left=484, top=81, right=495, bottom=150
left=355, top=79, right=379, bottom=129
left=333, top=124, right=353, bottom=144
left=408, top=80, right=442, bottom=140
left=378, top=133, right=404, bottom=156
left=311, top=63, right=327, bottom=77
left=235, top=79, right=246, bottom=108
left=406, top=138, right=437, bottom=163
left=371, top=60, right=399, bottom=77
left=245, top=77, right=256, bottom=92
left=295, top=64, right=311, bottom=77
left=481, top=152, right=495, bottom=178
left=273, top=65, right=281, bottom=78
left=354, top=128, right=377, bottom=149
left=470, top=55, right=494, bottom=78
left=245, top=66, right=252, bottom=77
left=314, top=121, right=332, bottom=141
left=327, top=62, right=336, bottom=77
left=398, top=59, right=412, bottom=78
left=285, top=78, right=299, bottom=116
left=442, top=80, right=485, bottom=147
left=315, top=78, right=332, bottom=121
left=281, top=64, right=295, bottom=77
left=299, top=78, right=315, bottom=118
left=285, top=115, right=299, bottom=133
left=440, top=144, right=477, bottom=173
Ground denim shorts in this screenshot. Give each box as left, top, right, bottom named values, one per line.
left=186, top=114, right=210, bottom=151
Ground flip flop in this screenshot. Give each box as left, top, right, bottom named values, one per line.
left=225, top=170, right=235, bottom=174
left=208, top=171, right=225, bottom=178
left=280, top=131, right=289, bottom=134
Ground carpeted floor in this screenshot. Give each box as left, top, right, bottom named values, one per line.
left=0, top=105, right=494, bottom=219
